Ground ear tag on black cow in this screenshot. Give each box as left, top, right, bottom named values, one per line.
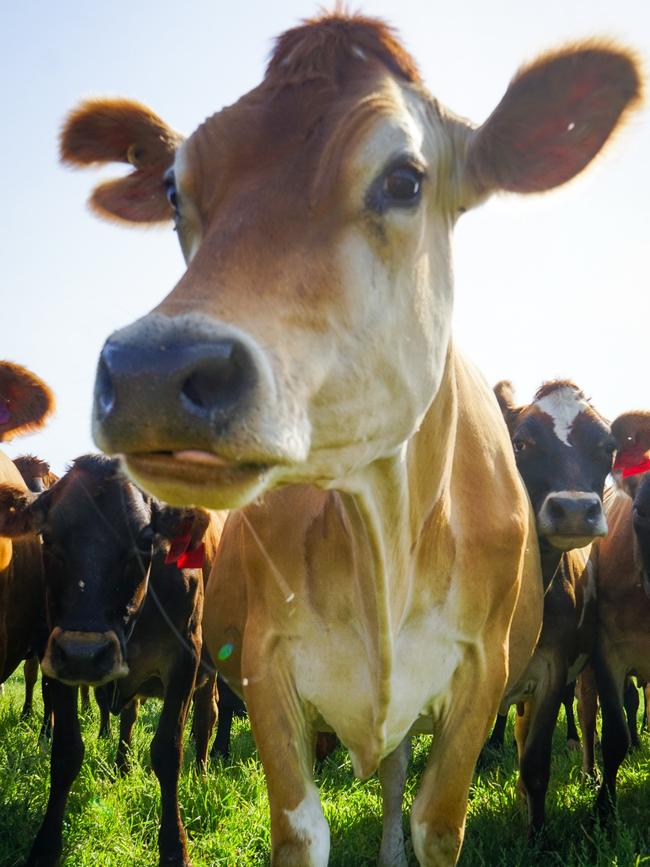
left=614, top=446, right=650, bottom=478
left=165, top=533, right=205, bottom=569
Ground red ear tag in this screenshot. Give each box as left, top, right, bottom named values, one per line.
left=177, top=543, right=205, bottom=570
left=165, top=533, right=191, bottom=565
left=613, top=446, right=650, bottom=478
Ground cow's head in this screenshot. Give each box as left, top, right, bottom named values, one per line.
left=611, top=410, right=650, bottom=498
left=62, top=14, right=642, bottom=509
left=633, top=473, right=650, bottom=600
left=0, top=361, right=54, bottom=443
left=495, top=380, right=613, bottom=550
left=0, top=454, right=209, bottom=686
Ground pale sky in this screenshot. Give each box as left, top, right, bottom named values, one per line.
left=2, top=0, right=649, bottom=474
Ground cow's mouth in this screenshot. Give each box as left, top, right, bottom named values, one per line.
left=544, top=533, right=597, bottom=551
left=122, top=450, right=273, bottom=509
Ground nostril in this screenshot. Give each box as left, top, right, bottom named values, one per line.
left=585, top=503, right=602, bottom=523
left=548, top=500, right=566, bottom=521
left=95, top=354, right=116, bottom=418
left=180, top=340, right=254, bottom=417
left=91, top=640, right=114, bottom=668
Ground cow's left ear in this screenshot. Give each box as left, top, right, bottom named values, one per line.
left=150, top=503, right=211, bottom=568
left=457, top=41, right=642, bottom=208
left=0, top=362, right=55, bottom=442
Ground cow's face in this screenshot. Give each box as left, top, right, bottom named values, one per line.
left=61, top=16, right=641, bottom=510
left=496, top=381, right=613, bottom=550
left=93, top=75, right=460, bottom=507
left=0, top=454, right=207, bottom=686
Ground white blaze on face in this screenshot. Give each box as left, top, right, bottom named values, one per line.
left=535, top=387, right=589, bottom=446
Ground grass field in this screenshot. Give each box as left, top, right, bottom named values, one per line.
left=1, top=671, right=649, bottom=866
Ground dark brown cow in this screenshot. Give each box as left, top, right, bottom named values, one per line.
left=61, top=13, right=640, bottom=865
left=491, top=380, right=613, bottom=834
left=0, top=454, right=222, bottom=867
left=580, top=412, right=650, bottom=821
left=0, top=363, right=54, bottom=690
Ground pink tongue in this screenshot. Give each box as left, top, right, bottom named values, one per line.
left=0, top=403, right=9, bottom=424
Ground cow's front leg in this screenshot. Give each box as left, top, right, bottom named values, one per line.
left=410, top=648, right=506, bottom=867
left=26, top=681, right=83, bottom=867
left=378, top=737, right=411, bottom=867
left=593, top=647, right=629, bottom=823
left=116, top=699, right=139, bottom=774
left=246, top=672, right=328, bottom=867
left=514, top=655, right=565, bottom=836
left=576, top=665, right=598, bottom=778
left=152, top=652, right=199, bottom=867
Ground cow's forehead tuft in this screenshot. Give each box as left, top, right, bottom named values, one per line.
left=267, top=12, right=421, bottom=87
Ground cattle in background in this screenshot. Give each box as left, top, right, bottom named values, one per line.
left=10, top=455, right=59, bottom=722
left=580, top=412, right=650, bottom=821
left=62, top=12, right=640, bottom=865
left=0, top=455, right=223, bottom=867
left=0, top=363, right=53, bottom=694
left=490, top=380, right=613, bottom=834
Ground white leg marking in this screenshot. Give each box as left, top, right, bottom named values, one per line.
left=284, top=785, right=330, bottom=867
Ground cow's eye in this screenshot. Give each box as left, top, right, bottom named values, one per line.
left=164, top=170, right=179, bottom=214
left=513, top=437, right=528, bottom=453
left=383, top=165, right=423, bottom=204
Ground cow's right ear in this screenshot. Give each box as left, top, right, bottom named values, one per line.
left=494, top=380, right=521, bottom=435
left=0, top=484, right=42, bottom=537
left=60, top=98, right=183, bottom=224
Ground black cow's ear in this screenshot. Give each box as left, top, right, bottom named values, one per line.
left=0, top=484, right=48, bottom=537
left=494, top=380, right=521, bottom=435
left=150, top=502, right=211, bottom=547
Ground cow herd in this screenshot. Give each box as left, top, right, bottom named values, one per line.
left=1, top=11, right=649, bottom=867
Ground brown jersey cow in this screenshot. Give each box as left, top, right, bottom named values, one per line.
left=61, top=14, right=640, bottom=865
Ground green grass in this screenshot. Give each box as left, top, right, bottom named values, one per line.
left=1, top=672, right=649, bottom=866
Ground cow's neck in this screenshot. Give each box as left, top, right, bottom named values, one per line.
left=538, top=540, right=566, bottom=590
left=337, top=349, right=457, bottom=633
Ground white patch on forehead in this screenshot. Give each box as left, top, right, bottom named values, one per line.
left=535, top=388, right=589, bottom=446
left=284, top=786, right=330, bottom=866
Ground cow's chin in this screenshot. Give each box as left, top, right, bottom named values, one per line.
left=122, top=451, right=277, bottom=510
left=543, top=534, right=595, bottom=552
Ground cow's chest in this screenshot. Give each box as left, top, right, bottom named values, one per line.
left=290, top=604, right=466, bottom=778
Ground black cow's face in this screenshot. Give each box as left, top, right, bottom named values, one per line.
left=36, top=456, right=155, bottom=685
left=498, top=382, right=614, bottom=551
left=633, top=474, right=650, bottom=599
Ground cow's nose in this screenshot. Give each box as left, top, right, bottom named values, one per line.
left=538, top=492, right=607, bottom=543
left=96, top=337, right=255, bottom=422
left=93, top=316, right=261, bottom=456
left=48, top=631, right=122, bottom=684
